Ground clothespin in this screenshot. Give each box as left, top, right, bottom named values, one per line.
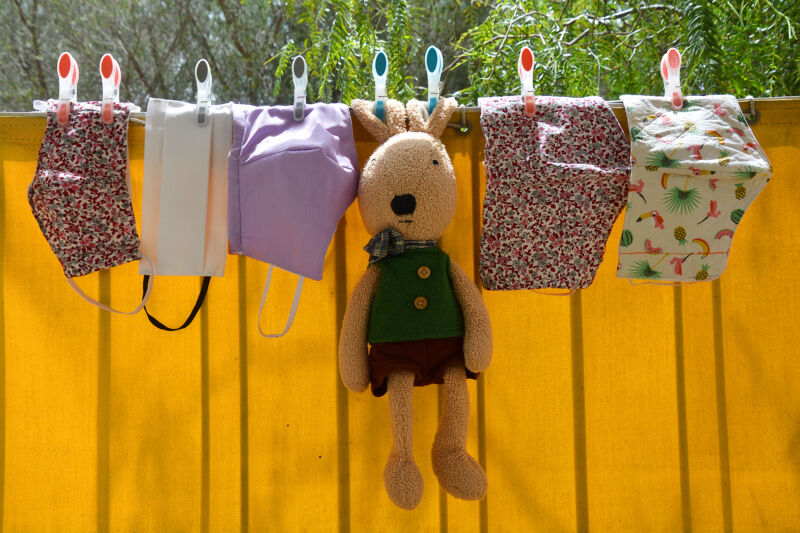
left=518, top=46, right=535, bottom=118
left=57, top=52, right=79, bottom=126
left=99, top=54, right=121, bottom=124
left=372, top=50, right=388, bottom=121
left=662, top=47, right=683, bottom=110
left=195, top=59, right=212, bottom=126
left=425, top=45, right=443, bottom=115
left=292, top=55, right=307, bottom=121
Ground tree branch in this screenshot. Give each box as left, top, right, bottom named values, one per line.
left=11, top=0, right=47, bottom=96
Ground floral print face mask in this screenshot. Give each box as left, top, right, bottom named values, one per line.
left=478, top=95, right=631, bottom=292
left=28, top=99, right=153, bottom=313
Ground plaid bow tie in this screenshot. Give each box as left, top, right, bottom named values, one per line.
left=364, top=227, right=437, bottom=264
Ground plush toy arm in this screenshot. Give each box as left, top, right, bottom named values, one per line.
left=449, top=260, right=493, bottom=373
left=338, top=265, right=381, bottom=392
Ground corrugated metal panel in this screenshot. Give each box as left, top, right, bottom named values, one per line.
left=0, top=98, right=798, bottom=532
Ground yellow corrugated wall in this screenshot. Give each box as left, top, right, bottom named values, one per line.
left=0, top=99, right=798, bottom=533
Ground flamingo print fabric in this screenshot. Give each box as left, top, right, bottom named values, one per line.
left=479, top=95, right=630, bottom=290
left=618, top=95, right=772, bottom=282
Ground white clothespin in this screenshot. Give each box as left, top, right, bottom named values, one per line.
left=425, top=45, right=443, bottom=115
left=518, top=46, right=535, bottom=118
left=372, top=50, right=388, bottom=121
left=292, top=55, right=307, bottom=121
left=662, top=47, right=683, bottom=110
left=195, top=59, right=212, bottom=126
left=56, top=52, right=79, bottom=126
left=99, top=53, right=121, bottom=124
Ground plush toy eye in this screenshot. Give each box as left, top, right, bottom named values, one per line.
left=432, top=160, right=439, bottom=165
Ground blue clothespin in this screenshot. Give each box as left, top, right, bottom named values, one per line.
left=425, top=46, right=443, bottom=115
left=372, top=50, right=388, bottom=121
left=292, top=55, right=307, bottom=121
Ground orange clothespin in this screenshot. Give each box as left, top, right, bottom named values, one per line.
left=518, top=46, right=535, bottom=118
left=661, top=48, right=683, bottom=110
left=99, top=53, right=121, bottom=124
left=56, top=52, right=79, bottom=126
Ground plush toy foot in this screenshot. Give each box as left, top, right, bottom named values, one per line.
left=384, top=449, right=424, bottom=509
left=431, top=445, right=487, bottom=501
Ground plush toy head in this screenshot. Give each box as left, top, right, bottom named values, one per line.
left=350, top=98, right=458, bottom=240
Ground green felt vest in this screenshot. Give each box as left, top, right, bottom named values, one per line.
left=367, top=247, right=465, bottom=343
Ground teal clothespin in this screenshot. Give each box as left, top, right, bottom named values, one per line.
left=426, top=46, right=443, bottom=114
left=373, top=50, right=388, bottom=121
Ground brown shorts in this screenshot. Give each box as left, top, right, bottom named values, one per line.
left=368, top=336, right=478, bottom=397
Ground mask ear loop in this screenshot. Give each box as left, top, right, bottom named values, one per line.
left=531, top=288, right=576, bottom=296
left=257, top=265, right=305, bottom=338
left=66, top=255, right=155, bottom=314
left=627, top=278, right=702, bottom=287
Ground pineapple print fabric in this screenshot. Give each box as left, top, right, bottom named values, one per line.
left=618, top=95, right=772, bottom=282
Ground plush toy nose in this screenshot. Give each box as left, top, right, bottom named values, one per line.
left=390, top=194, right=416, bottom=215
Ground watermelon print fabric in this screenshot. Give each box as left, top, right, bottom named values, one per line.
left=478, top=95, right=630, bottom=290
left=28, top=100, right=142, bottom=278
left=618, top=95, right=772, bottom=282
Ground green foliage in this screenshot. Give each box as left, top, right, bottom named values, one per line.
left=0, top=0, right=797, bottom=110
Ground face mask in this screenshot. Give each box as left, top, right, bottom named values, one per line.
left=28, top=99, right=154, bottom=313
left=478, top=95, right=631, bottom=293
left=228, top=103, right=359, bottom=336
left=139, top=98, right=233, bottom=330
left=617, top=95, right=771, bottom=283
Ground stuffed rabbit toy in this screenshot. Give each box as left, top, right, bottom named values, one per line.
left=339, top=97, right=493, bottom=509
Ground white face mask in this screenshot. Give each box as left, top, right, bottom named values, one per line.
left=141, top=98, right=232, bottom=277
left=138, top=98, right=233, bottom=331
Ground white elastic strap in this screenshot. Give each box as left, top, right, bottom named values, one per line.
left=626, top=278, right=701, bottom=287
left=532, top=288, right=577, bottom=296
left=66, top=255, right=155, bottom=314
left=257, top=264, right=304, bottom=338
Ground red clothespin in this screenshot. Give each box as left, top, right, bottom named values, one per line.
left=57, top=52, right=79, bottom=126
left=661, top=48, right=683, bottom=111
left=99, top=53, right=121, bottom=124
left=518, top=46, right=535, bottom=118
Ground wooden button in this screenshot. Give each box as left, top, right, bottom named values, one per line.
left=417, top=265, right=431, bottom=279
left=414, top=296, right=428, bottom=310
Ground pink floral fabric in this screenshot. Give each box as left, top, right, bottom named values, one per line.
left=28, top=100, right=141, bottom=278
left=478, top=96, right=630, bottom=290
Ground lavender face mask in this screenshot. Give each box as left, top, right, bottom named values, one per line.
left=228, top=103, right=359, bottom=336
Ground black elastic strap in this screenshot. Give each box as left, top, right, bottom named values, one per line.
left=142, top=275, right=211, bottom=331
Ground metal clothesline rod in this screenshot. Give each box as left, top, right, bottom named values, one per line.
left=0, top=96, right=796, bottom=120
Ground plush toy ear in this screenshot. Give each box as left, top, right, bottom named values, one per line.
left=406, top=97, right=457, bottom=138
left=351, top=99, right=407, bottom=143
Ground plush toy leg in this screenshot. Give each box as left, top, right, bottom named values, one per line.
left=384, top=371, right=424, bottom=509
left=431, top=365, right=487, bottom=500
